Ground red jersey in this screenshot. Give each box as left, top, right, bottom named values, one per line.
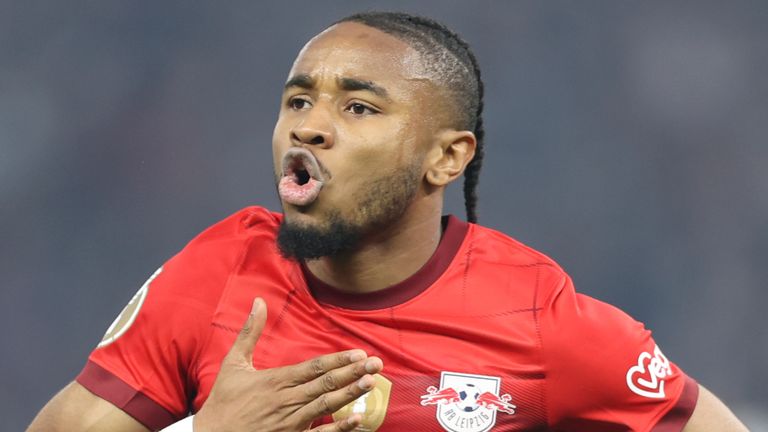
left=77, top=206, right=698, bottom=431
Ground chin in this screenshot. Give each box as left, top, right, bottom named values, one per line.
left=276, top=207, right=361, bottom=260
left=282, top=202, right=330, bottom=226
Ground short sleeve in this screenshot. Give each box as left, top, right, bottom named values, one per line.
left=76, top=253, right=215, bottom=430
left=73, top=208, right=271, bottom=430
left=539, top=275, right=698, bottom=432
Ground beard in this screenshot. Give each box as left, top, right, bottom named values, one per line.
left=276, top=161, right=422, bottom=261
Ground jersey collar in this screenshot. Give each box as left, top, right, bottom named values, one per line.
left=302, top=215, right=468, bottom=310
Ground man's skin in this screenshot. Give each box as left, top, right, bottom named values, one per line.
left=27, top=21, right=748, bottom=432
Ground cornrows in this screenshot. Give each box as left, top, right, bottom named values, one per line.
left=335, top=11, right=486, bottom=223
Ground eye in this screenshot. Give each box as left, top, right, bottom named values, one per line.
left=288, top=97, right=312, bottom=111
left=345, top=102, right=379, bottom=116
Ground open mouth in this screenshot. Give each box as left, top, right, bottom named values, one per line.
left=278, top=148, right=325, bottom=206
left=295, top=167, right=311, bottom=185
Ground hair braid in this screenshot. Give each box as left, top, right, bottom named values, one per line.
left=337, top=11, right=485, bottom=223
left=464, top=72, right=484, bottom=224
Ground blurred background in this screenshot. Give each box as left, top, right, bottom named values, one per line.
left=2, top=1, right=766, bottom=429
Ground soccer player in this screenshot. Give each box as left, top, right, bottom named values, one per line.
left=28, top=11, right=747, bottom=432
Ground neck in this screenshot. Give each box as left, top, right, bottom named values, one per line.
left=305, top=207, right=443, bottom=294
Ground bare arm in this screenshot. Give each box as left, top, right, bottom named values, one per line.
left=26, top=381, right=150, bottom=432
left=683, top=384, right=749, bottom=432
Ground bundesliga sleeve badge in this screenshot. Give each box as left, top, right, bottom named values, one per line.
left=97, top=267, right=162, bottom=348
left=420, top=371, right=516, bottom=432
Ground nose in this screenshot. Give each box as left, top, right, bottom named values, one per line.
left=290, top=107, right=334, bottom=149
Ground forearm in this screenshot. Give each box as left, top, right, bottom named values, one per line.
left=682, top=384, right=748, bottom=432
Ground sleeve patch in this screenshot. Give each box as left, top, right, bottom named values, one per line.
left=626, top=344, right=673, bottom=399
left=97, top=267, right=162, bottom=348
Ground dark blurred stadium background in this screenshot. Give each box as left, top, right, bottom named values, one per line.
left=1, top=1, right=766, bottom=429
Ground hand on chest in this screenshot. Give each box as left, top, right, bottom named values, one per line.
left=242, top=302, right=547, bottom=431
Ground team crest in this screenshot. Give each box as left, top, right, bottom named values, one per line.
left=420, top=371, right=515, bottom=432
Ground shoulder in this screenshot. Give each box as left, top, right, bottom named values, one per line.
left=173, top=206, right=282, bottom=273
left=461, top=223, right=646, bottom=340
left=465, top=222, right=569, bottom=305
left=185, top=205, right=282, bottom=248
left=149, top=206, right=284, bottom=307
left=468, top=223, right=561, bottom=267
left=90, top=206, right=285, bottom=363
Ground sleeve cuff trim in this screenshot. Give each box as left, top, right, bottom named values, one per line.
left=652, top=376, right=699, bottom=432
left=76, top=360, right=179, bottom=430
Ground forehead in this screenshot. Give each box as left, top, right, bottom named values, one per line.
left=288, top=22, right=428, bottom=85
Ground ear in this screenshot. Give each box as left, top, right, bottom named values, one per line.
left=424, top=129, right=477, bottom=187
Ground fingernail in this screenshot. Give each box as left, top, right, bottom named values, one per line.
left=357, top=375, right=373, bottom=390
left=252, top=298, right=263, bottom=313
left=364, top=358, right=380, bottom=373
left=349, top=350, right=366, bottom=362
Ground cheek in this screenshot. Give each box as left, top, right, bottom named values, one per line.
left=346, top=120, right=418, bottom=165
left=272, top=116, right=291, bottom=171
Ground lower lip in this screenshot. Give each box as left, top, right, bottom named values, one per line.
left=278, top=176, right=324, bottom=206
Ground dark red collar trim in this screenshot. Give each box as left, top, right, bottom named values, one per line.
left=303, top=215, right=469, bottom=310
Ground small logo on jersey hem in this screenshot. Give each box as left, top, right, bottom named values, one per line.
left=420, top=371, right=515, bottom=432
left=626, top=344, right=673, bottom=399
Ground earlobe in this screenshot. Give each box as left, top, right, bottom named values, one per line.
left=425, top=130, right=477, bottom=187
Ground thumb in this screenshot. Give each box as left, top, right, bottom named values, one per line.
left=224, top=297, right=267, bottom=367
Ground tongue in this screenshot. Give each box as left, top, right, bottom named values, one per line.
left=278, top=176, right=323, bottom=206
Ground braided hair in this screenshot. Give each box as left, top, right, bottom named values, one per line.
left=335, top=12, right=486, bottom=223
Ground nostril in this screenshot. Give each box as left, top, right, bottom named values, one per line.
left=310, top=135, right=324, bottom=145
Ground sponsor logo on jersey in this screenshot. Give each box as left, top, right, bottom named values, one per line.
left=420, top=371, right=515, bottom=432
left=332, top=373, right=392, bottom=431
left=626, top=344, right=673, bottom=399
left=97, top=267, right=162, bottom=348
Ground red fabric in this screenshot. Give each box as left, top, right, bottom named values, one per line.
left=77, top=361, right=176, bottom=431
left=652, top=377, right=699, bottom=432
left=539, top=274, right=697, bottom=431
left=77, top=206, right=697, bottom=431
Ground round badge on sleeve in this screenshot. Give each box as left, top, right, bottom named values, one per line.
left=97, top=267, right=163, bottom=348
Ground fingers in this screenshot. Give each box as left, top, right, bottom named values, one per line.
left=309, top=414, right=362, bottom=432
left=223, top=298, right=267, bottom=367
left=302, top=357, right=383, bottom=399
left=290, top=349, right=368, bottom=384
left=297, top=373, right=377, bottom=421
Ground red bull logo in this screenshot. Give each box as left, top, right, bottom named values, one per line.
left=419, top=371, right=516, bottom=432
left=420, top=386, right=462, bottom=406
left=475, top=392, right=516, bottom=415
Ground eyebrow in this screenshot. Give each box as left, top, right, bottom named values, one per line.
left=284, top=74, right=391, bottom=101
left=284, top=74, right=314, bottom=90
left=338, top=77, right=391, bottom=101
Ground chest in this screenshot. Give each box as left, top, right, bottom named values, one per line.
left=193, top=276, right=550, bottom=431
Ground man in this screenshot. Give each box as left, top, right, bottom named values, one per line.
left=28, top=11, right=747, bottom=432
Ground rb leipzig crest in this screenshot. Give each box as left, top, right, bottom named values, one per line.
left=420, top=371, right=516, bottom=432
